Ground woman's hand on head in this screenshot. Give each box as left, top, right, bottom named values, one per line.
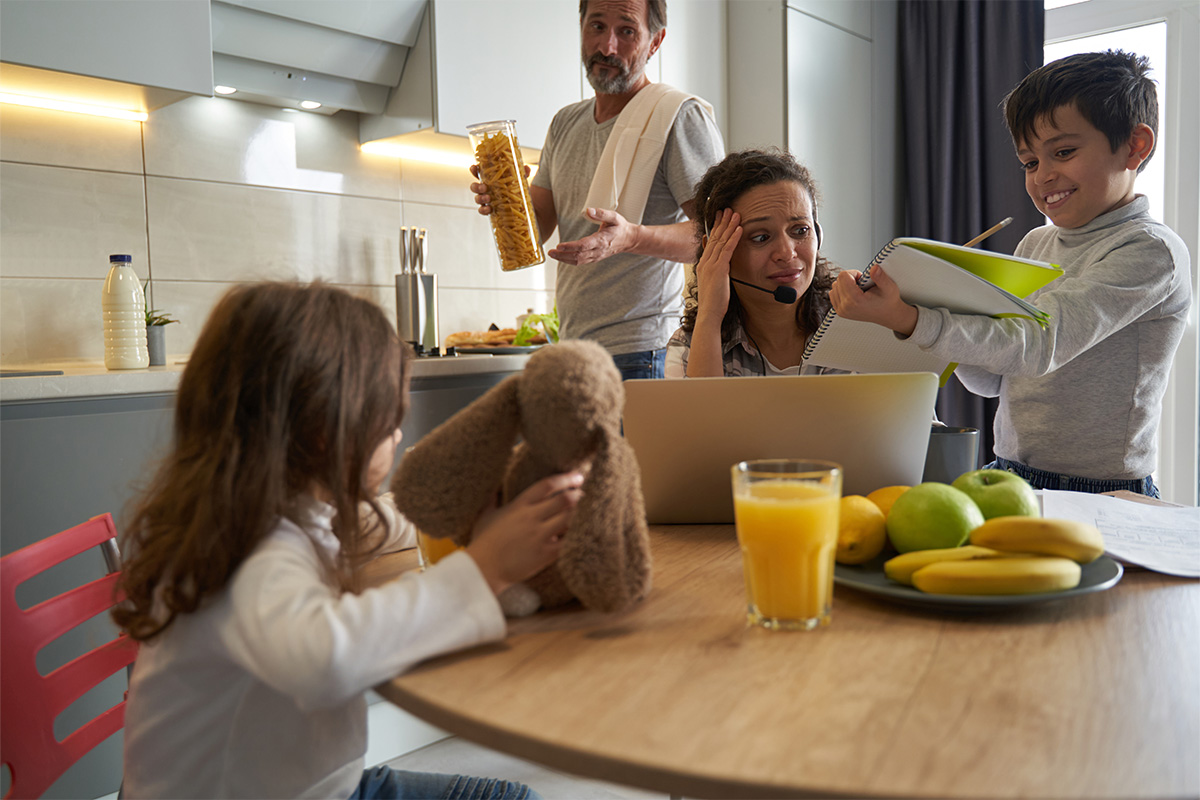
left=695, top=209, right=741, bottom=325
left=465, top=471, right=585, bottom=596
left=829, top=266, right=918, bottom=337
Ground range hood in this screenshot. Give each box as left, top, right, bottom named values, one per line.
left=211, top=0, right=426, bottom=116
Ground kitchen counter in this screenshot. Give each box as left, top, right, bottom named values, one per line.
left=0, top=353, right=532, bottom=403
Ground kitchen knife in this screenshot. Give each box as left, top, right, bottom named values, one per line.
left=399, top=227, right=409, bottom=274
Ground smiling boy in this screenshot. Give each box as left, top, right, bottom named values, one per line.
left=830, top=51, right=1192, bottom=496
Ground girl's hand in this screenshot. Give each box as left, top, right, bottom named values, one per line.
left=694, top=209, right=741, bottom=325
left=465, top=471, right=585, bottom=596
left=829, top=266, right=918, bottom=337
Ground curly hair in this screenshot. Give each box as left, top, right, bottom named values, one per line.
left=681, top=148, right=835, bottom=341
left=1004, top=50, right=1159, bottom=173
left=113, top=282, right=411, bottom=642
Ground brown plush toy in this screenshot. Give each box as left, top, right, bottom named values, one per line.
left=389, top=339, right=652, bottom=617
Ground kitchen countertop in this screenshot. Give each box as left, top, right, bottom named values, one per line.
left=0, top=354, right=532, bottom=403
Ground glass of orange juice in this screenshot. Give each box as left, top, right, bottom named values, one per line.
left=416, top=531, right=461, bottom=569
left=731, top=459, right=842, bottom=631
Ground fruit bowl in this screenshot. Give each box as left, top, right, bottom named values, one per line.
left=834, top=553, right=1123, bottom=610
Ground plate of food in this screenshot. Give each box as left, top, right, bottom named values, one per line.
left=444, top=327, right=546, bottom=354
left=834, top=553, right=1124, bottom=610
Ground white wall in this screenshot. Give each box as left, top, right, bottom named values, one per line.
left=0, top=96, right=555, bottom=365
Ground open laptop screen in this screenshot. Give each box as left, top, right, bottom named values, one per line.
left=623, top=373, right=938, bottom=524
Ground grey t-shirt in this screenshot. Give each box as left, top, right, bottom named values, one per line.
left=532, top=95, right=724, bottom=355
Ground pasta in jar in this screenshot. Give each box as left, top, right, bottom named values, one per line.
left=468, top=120, right=546, bottom=271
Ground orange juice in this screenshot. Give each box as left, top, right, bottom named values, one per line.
left=417, top=531, right=461, bottom=567
left=734, top=481, right=839, bottom=628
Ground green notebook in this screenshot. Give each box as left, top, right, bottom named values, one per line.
left=803, top=237, right=1063, bottom=384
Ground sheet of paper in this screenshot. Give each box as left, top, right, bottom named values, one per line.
left=1040, top=490, right=1200, bottom=578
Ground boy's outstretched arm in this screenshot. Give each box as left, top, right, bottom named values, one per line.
left=830, top=266, right=919, bottom=337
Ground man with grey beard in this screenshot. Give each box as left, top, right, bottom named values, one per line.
left=470, top=0, right=724, bottom=380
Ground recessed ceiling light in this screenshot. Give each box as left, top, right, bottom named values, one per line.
left=299, top=100, right=322, bottom=110
left=214, top=85, right=238, bottom=95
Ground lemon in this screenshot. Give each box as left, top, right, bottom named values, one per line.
left=866, top=485, right=911, bottom=518
left=835, top=495, right=888, bottom=565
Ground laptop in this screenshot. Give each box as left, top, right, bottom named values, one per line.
left=623, top=373, right=939, bottom=524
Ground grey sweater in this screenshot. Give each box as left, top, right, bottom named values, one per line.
left=909, top=196, right=1191, bottom=480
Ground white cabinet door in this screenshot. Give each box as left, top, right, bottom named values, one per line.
left=786, top=6, right=875, bottom=270
left=0, top=0, right=212, bottom=98
left=431, top=0, right=584, bottom=149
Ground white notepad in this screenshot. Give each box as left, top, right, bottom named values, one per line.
left=623, top=373, right=939, bottom=524
left=803, top=238, right=1062, bottom=382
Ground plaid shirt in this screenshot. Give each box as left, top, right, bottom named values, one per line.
left=664, top=321, right=842, bottom=377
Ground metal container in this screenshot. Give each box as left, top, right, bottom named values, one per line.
left=396, top=273, right=439, bottom=352
left=467, top=119, right=545, bottom=271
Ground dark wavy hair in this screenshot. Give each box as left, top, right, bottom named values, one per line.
left=1003, top=50, right=1158, bottom=172
left=113, top=281, right=411, bottom=642
left=681, top=148, right=835, bottom=341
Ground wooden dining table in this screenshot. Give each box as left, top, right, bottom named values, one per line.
left=370, top=524, right=1200, bottom=799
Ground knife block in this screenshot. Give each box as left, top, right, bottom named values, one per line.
left=395, top=272, right=439, bottom=352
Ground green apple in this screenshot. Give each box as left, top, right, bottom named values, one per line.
left=951, top=469, right=1039, bottom=520
left=886, top=482, right=985, bottom=553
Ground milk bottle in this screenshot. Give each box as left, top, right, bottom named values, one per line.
left=102, top=254, right=149, bottom=369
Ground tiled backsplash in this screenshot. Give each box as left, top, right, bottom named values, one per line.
left=0, top=96, right=556, bottom=365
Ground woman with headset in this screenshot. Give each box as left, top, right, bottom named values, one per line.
left=665, top=149, right=842, bottom=377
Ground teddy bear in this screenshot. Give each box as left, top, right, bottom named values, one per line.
left=389, top=339, right=652, bottom=616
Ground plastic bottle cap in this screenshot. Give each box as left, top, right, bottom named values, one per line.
left=109, top=254, right=132, bottom=262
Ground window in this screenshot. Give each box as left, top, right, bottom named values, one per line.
left=1044, top=21, right=1167, bottom=223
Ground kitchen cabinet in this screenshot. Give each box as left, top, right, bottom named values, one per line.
left=728, top=0, right=900, bottom=271
left=0, top=0, right=212, bottom=112
left=360, top=0, right=584, bottom=152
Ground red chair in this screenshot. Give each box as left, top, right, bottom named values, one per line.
left=1, top=514, right=139, bottom=799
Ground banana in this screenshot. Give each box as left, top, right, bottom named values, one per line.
left=912, top=556, right=1082, bottom=595
left=970, top=516, right=1104, bottom=564
left=883, top=545, right=1007, bottom=586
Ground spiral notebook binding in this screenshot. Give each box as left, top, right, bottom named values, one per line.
left=802, top=238, right=901, bottom=362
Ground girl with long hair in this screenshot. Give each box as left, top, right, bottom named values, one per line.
left=114, top=281, right=580, bottom=799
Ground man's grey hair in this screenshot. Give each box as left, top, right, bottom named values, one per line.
left=578, top=0, right=667, bottom=36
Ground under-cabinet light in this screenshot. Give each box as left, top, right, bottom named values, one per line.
left=299, top=100, right=322, bottom=110
left=360, top=140, right=475, bottom=168
left=214, top=85, right=238, bottom=95
left=0, top=92, right=148, bottom=121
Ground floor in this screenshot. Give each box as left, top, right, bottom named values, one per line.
left=383, top=736, right=667, bottom=800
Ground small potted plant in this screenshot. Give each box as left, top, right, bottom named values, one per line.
left=144, top=280, right=177, bottom=366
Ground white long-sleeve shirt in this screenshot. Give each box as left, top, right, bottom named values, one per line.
left=122, top=496, right=505, bottom=799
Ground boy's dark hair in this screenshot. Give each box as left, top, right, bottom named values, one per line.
left=579, top=0, right=666, bottom=35
left=1003, top=50, right=1158, bottom=172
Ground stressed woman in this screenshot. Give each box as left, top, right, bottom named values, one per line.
left=666, top=149, right=840, bottom=377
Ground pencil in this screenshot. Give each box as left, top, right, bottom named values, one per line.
left=963, top=217, right=1013, bottom=248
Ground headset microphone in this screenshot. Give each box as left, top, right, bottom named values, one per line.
left=730, top=276, right=798, bottom=304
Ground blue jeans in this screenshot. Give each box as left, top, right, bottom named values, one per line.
left=987, top=457, right=1160, bottom=498
left=611, top=348, right=665, bottom=381
left=348, top=765, right=542, bottom=800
